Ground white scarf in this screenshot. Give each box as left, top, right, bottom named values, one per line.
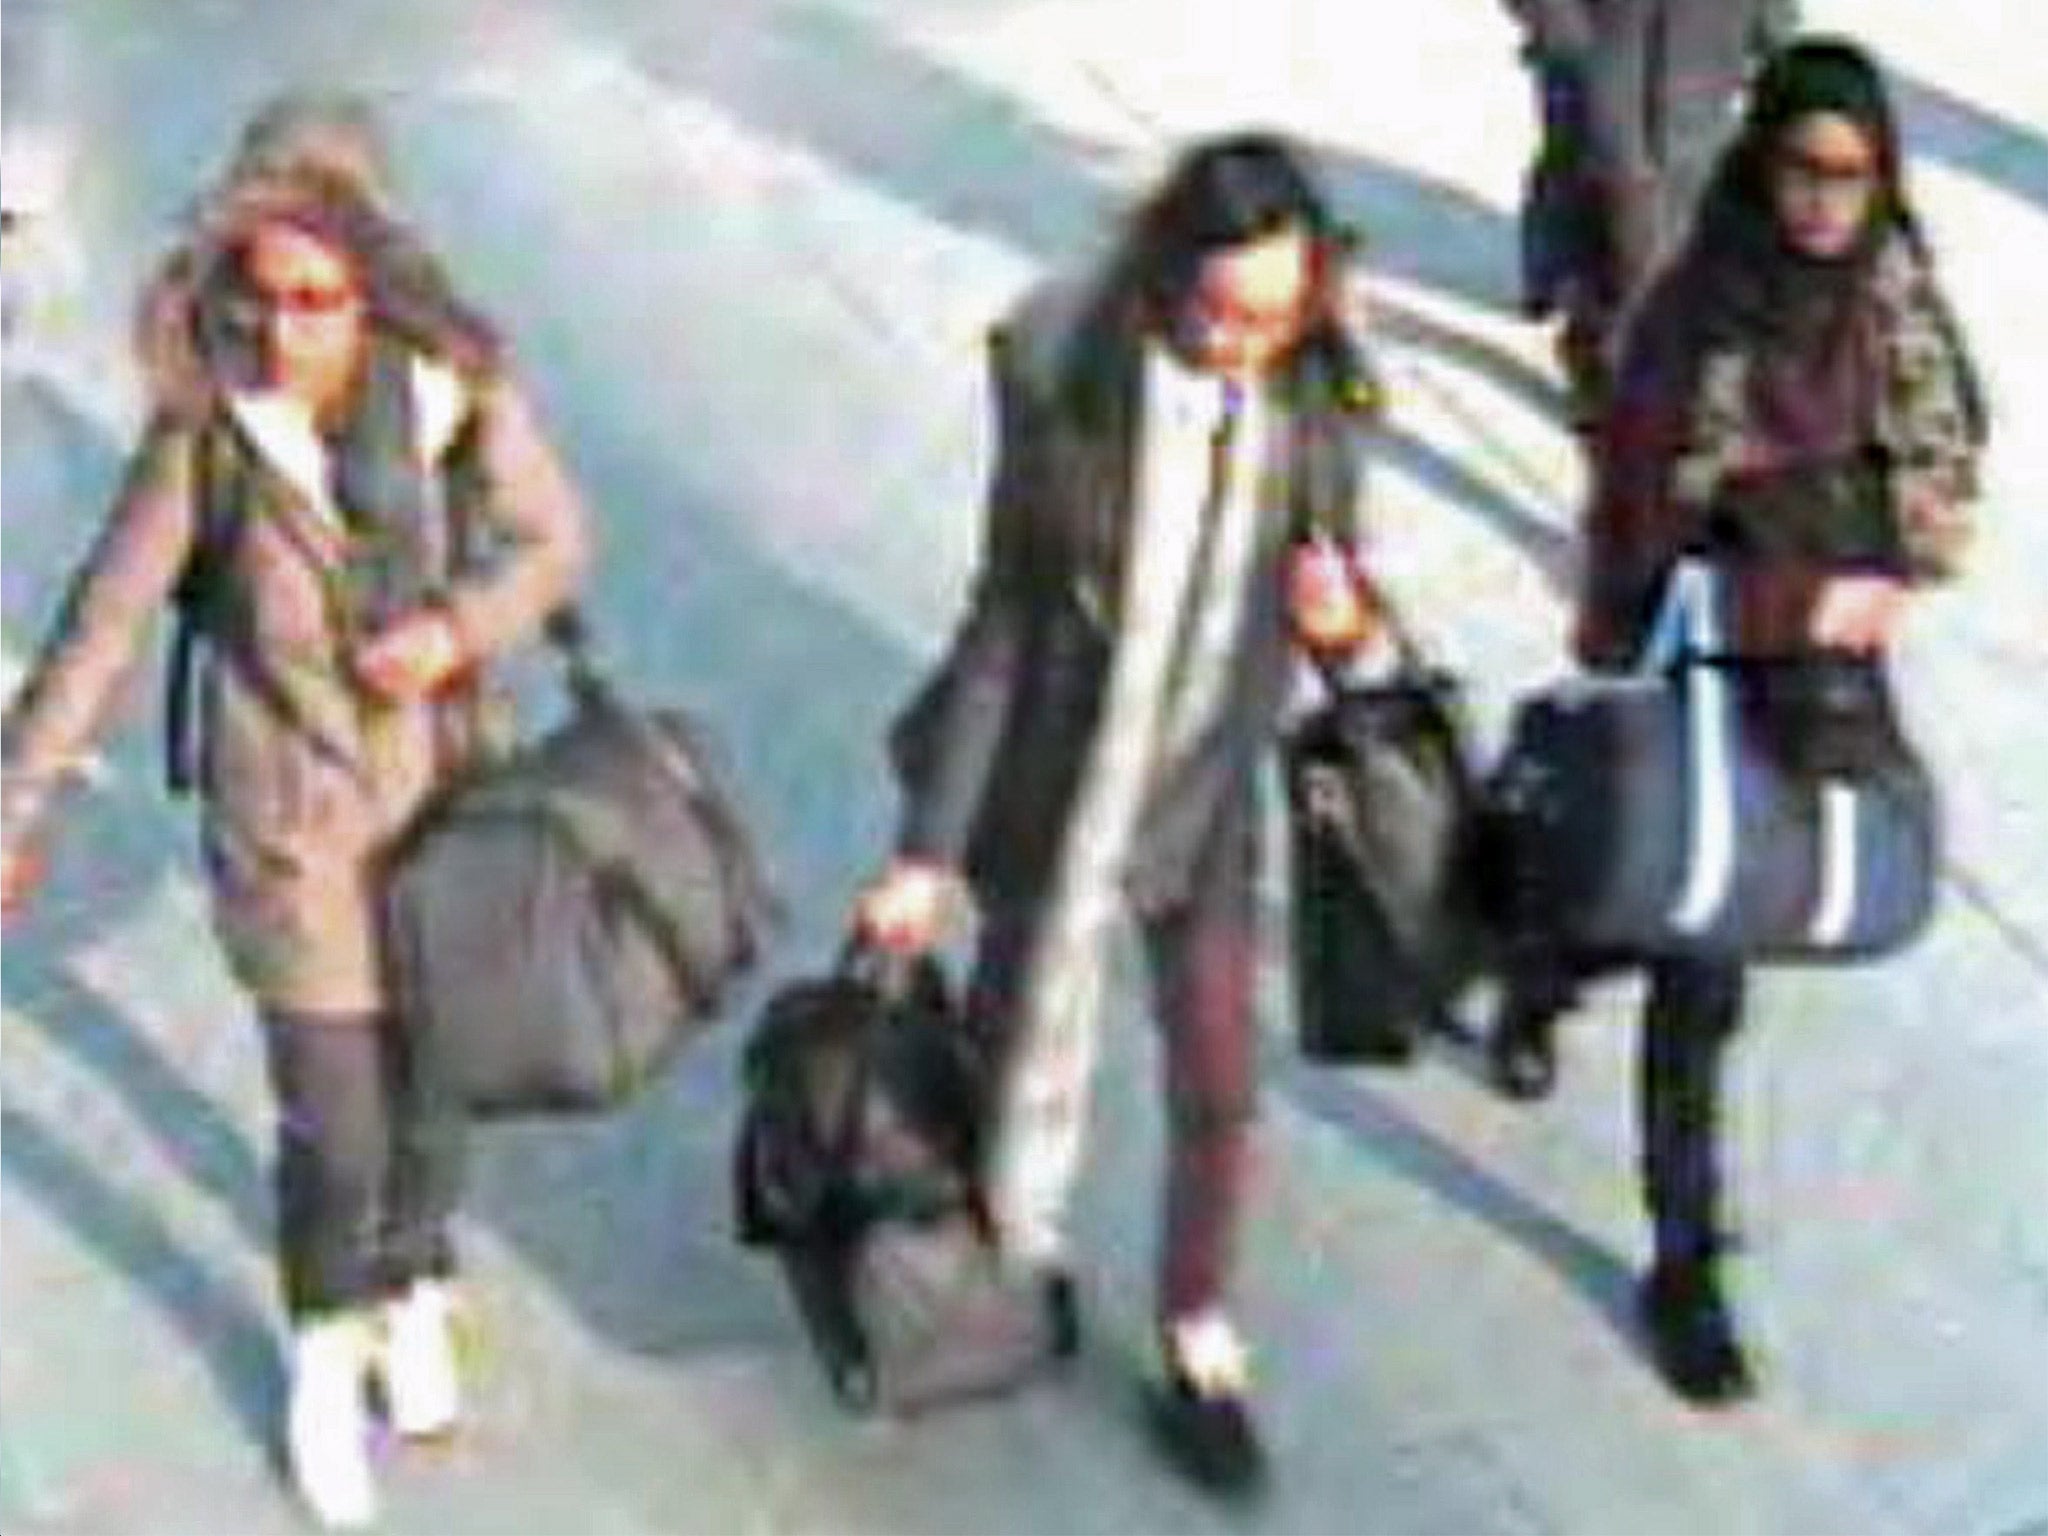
left=988, top=346, right=1268, bottom=1266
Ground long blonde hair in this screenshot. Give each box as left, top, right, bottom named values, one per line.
left=134, top=93, right=500, bottom=422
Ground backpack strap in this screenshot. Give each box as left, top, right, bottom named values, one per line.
left=164, top=424, right=239, bottom=795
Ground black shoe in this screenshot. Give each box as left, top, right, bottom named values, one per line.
left=1638, top=1258, right=1756, bottom=1406
left=1148, top=1366, right=1268, bottom=1501
left=1043, top=1270, right=1081, bottom=1361
left=1488, top=999, right=1558, bottom=1102
left=1347, top=1025, right=1420, bottom=1067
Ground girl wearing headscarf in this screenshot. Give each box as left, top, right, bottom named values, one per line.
left=1491, top=38, right=1985, bottom=1402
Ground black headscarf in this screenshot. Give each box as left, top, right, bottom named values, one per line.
left=1685, top=37, right=1907, bottom=360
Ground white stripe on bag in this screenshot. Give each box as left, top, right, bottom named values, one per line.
left=1808, top=780, right=1860, bottom=947
left=1656, top=562, right=1736, bottom=937
left=1671, top=658, right=1738, bottom=935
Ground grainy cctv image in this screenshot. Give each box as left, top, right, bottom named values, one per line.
left=3, top=1, right=2044, bottom=1531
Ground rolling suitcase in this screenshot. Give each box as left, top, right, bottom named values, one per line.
left=734, top=949, right=1058, bottom=1414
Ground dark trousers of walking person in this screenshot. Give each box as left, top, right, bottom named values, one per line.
left=262, top=1010, right=466, bottom=1318
left=1520, top=53, right=1624, bottom=422
left=965, top=816, right=1260, bottom=1326
left=1641, top=957, right=1744, bottom=1267
left=1638, top=954, right=1754, bottom=1401
left=1494, top=943, right=1751, bottom=1397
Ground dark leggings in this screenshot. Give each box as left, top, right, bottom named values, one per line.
left=969, top=824, right=1259, bottom=1323
left=262, top=1010, right=465, bottom=1317
left=1639, top=957, right=1746, bottom=1267
left=1502, top=947, right=1746, bottom=1266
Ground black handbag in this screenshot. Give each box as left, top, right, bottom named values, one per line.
left=734, top=947, right=1058, bottom=1415
left=1740, top=651, right=1911, bottom=781
left=1489, top=561, right=1938, bottom=963
left=1284, top=638, right=1481, bottom=1063
left=383, top=612, right=780, bottom=1117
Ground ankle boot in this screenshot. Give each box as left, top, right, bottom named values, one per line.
left=1638, top=1255, right=1755, bottom=1406
left=378, top=1278, right=462, bottom=1440
left=1489, top=992, right=1559, bottom=1102
left=286, top=1312, right=378, bottom=1528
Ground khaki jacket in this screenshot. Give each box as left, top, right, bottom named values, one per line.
left=2, top=354, right=589, bottom=1015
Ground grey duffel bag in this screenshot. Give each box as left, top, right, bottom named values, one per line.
left=384, top=613, right=779, bottom=1117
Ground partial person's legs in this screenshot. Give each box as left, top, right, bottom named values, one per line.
left=1517, top=48, right=1621, bottom=429
left=965, top=901, right=1083, bottom=1355
left=380, top=1010, right=463, bottom=1287
left=266, top=1013, right=395, bottom=1315
left=1519, top=53, right=1597, bottom=322
left=377, top=1012, right=467, bottom=1438
left=1636, top=956, right=1754, bottom=1404
left=1488, top=938, right=1582, bottom=1101
left=1557, top=289, right=1619, bottom=430
left=1140, top=814, right=1266, bottom=1497
left=1146, top=851, right=1259, bottom=1327
left=1560, top=7, right=1665, bottom=429
left=263, top=1011, right=391, bottom=1528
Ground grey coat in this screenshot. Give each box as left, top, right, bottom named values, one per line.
left=889, top=273, right=1374, bottom=915
left=1509, top=0, right=1799, bottom=295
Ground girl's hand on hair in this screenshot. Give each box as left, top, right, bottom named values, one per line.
left=1809, top=573, right=1908, bottom=653
left=352, top=608, right=467, bottom=701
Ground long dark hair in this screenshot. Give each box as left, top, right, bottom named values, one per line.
left=1060, top=131, right=1373, bottom=419
left=1697, top=37, right=1910, bottom=273
left=1671, top=36, right=1985, bottom=434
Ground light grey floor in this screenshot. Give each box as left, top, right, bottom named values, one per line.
left=4, top=2, right=2044, bottom=1531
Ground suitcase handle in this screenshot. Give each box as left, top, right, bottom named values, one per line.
left=822, top=939, right=969, bottom=1195
left=836, top=932, right=917, bottom=1002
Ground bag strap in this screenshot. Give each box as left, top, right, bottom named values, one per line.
left=1638, top=557, right=1740, bottom=937
left=819, top=938, right=942, bottom=1174
left=164, top=428, right=224, bottom=794
left=456, top=775, right=710, bottom=1008
left=539, top=605, right=616, bottom=712
left=163, top=608, right=205, bottom=795
left=537, top=626, right=782, bottom=946
left=1635, top=554, right=1726, bottom=674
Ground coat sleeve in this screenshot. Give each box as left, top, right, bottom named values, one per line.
left=1575, top=275, right=1707, bottom=669
left=1876, top=241, right=1986, bottom=581
left=441, top=373, right=592, bottom=661
left=2, top=415, right=198, bottom=844
left=888, top=325, right=1041, bottom=867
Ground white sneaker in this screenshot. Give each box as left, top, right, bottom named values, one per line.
left=286, top=1313, right=377, bottom=1530
left=377, top=1278, right=461, bottom=1440
left=1163, top=1309, right=1254, bottom=1399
